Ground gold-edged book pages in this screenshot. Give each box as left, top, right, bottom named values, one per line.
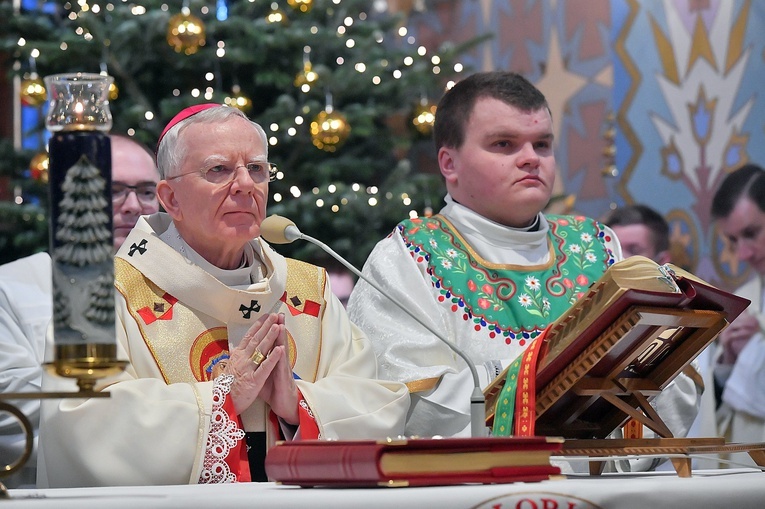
left=484, top=256, right=750, bottom=439
left=264, top=436, right=565, bottom=487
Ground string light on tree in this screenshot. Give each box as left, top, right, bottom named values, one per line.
left=411, top=97, right=437, bottom=135
left=287, top=0, right=313, bottom=13
left=294, top=47, right=318, bottom=92
left=224, top=84, right=253, bottom=114
left=266, top=3, right=289, bottom=24
left=167, top=5, right=206, bottom=55
left=310, top=93, right=350, bottom=152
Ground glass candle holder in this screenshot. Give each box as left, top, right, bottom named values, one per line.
left=44, top=73, right=113, bottom=132
left=44, top=72, right=124, bottom=387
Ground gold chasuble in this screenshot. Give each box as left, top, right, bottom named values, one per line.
left=114, top=242, right=326, bottom=439
left=37, top=213, right=409, bottom=488
left=115, top=257, right=325, bottom=385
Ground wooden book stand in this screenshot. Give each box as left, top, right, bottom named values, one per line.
left=483, top=257, right=762, bottom=477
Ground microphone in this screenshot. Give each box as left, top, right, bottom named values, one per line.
left=261, top=215, right=488, bottom=438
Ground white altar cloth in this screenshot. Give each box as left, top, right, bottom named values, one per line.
left=3, top=469, right=763, bottom=508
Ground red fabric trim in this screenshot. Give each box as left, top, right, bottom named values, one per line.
left=136, top=293, right=177, bottom=324
left=279, top=291, right=321, bottom=318
left=302, top=300, right=321, bottom=317
left=269, top=411, right=283, bottom=440
left=222, top=395, right=251, bottom=483
left=513, top=327, right=548, bottom=437
left=296, top=389, right=320, bottom=439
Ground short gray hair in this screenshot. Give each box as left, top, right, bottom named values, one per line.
left=156, top=106, right=269, bottom=179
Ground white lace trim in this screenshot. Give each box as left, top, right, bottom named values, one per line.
left=299, top=398, right=315, bottom=420
left=198, top=374, right=247, bottom=484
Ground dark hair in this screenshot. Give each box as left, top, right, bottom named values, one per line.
left=433, top=71, right=548, bottom=151
left=711, top=163, right=765, bottom=219
left=604, top=204, right=669, bottom=253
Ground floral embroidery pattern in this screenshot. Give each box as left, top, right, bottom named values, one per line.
left=399, top=215, right=614, bottom=344
left=561, top=220, right=600, bottom=271
left=517, top=275, right=551, bottom=318
left=198, top=374, right=246, bottom=484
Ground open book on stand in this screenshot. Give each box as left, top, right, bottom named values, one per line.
left=264, top=436, right=564, bottom=487
left=484, top=256, right=750, bottom=439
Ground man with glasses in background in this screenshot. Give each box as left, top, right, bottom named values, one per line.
left=111, top=134, right=161, bottom=250
left=0, top=134, right=159, bottom=488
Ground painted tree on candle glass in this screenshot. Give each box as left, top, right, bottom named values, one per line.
left=85, top=273, right=116, bottom=325
left=52, top=284, right=71, bottom=330
left=53, top=156, right=112, bottom=267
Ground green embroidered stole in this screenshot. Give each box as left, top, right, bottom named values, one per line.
left=398, top=214, right=614, bottom=435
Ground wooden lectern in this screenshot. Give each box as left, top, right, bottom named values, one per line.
left=484, top=256, right=765, bottom=476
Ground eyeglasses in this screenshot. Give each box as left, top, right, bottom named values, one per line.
left=112, top=182, right=157, bottom=205
left=166, top=162, right=277, bottom=185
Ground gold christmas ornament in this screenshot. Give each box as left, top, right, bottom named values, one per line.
left=310, top=110, right=351, bottom=152
left=20, top=74, right=46, bottom=107
left=224, top=85, right=253, bottom=114
left=287, top=0, right=313, bottom=13
left=29, top=151, right=49, bottom=183
left=167, top=9, right=206, bottom=55
left=412, top=100, right=437, bottom=136
left=294, top=61, right=318, bottom=90
left=108, top=81, right=119, bottom=101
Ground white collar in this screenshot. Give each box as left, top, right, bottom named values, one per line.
left=438, top=194, right=550, bottom=264
left=159, top=222, right=264, bottom=287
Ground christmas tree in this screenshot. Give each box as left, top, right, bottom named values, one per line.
left=1, top=0, right=486, bottom=267
left=0, top=139, right=48, bottom=264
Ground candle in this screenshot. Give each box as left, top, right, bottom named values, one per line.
left=44, top=73, right=122, bottom=386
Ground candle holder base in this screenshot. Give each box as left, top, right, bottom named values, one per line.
left=0, top=344, right=125, bottom=494
left=46, top=344, right=128, bottom=391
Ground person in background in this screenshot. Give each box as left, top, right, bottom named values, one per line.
left=0, top=134, right=159, bottom=489
left=605, top=203, right=713, bottom=467
left=37, top=104, right=408, bottom=487
left=347, top=71, right=699, bottom=470
left=710, top=163, right=765, bottom=466
left=111, top=135, right=161, bottom=250
left=603, top=204, right=671, bottom=264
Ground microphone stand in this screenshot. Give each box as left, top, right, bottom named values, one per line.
left=272, top=219, right=488, bottom=438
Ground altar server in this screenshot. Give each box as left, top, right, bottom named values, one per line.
left=348, top=72, right=699, bottom=469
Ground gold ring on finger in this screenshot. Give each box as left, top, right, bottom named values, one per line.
left=251, top=349, right=266, bottom=367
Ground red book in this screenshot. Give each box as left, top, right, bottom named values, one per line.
left=264, top=436, right=563, bottom=487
